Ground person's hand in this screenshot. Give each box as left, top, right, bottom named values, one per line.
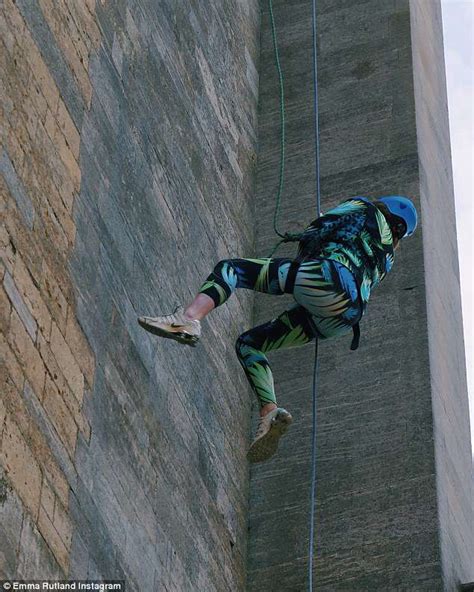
left=282, top=231, right=303, bottom=242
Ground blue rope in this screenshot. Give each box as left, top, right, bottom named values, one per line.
left=312, top=0, right=322, bottom=216
left=309, top=0, right=321, bottom=590
left=308, top=338, right=319, bottom=591
left=266, top=2, right=322, bottom=588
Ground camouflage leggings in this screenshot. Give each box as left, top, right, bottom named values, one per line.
left=198, top=258, right=362, bottom=408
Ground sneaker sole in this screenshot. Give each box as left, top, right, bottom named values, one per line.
left=247, top=410, right=293, bottom=463
left=137, top=318, right=199, bottom=347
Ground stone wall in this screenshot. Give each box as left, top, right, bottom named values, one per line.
left=1, top=0, right=100, bottom=575
left=2, top=0, right=472, bottom=590
left=410, top=0, right=474, bottom=587
left=1, top=0, right=260, bottom=589
left=248, top=0, right=473, bottom=590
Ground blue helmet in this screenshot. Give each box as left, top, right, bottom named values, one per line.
left=378, top=196, right=418, bottom=238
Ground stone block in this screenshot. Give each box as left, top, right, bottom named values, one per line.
left=0, top=415, right=42, bottom=520
left=13, top=254, right=52, bottom=340
left=16, top=15, right=59, bottom=114
left=0, top=149, right=35, bottom=230
left=37, top=0, right=92, bottom=105
left=15, top=0, right=86, bottom=127
left=42, top=373, right=78, bottom=458
left=36, top=331, right=90, bottom=440
left=65, top=310, right=95, bottom=388
left=0, top=9, right=15, bottom=54
left=37, top=504, right=69, bottom=574
left=40, top=474, right=55, bottom=522
left=5, top=124, right=26, bottom=180
left=49, top=322, right=84, bottom=405
left=3, top=271, right=37, bottom=341
left=2, top=0, right=26, bottom=38
left=16, top=513, right=64, bottom=579
left=0, top=284, right=12, bottom=335
left=22, top=381, right=77, bottom=500
left=0, top=353, right=30, bottom=434
left=52, top=496, right=73, bottom=549
left=0, top=466, right=23, bottom=577
left=40, top=262, right=68, bottom=334
left=0, top=223, right=16, bottom=276
left=8, top=309, right=45, bottom=399
left=0, top=396, right=6, bottom=434
left=56, top=100, right=80, bottom=161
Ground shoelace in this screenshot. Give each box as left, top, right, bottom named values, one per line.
left=256, top=415, right=270, bottom=437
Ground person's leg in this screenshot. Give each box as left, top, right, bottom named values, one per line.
left=187, top=257, right=292, bottom=320
left=235, top=304, right=315, bottom=416
left=138, top=258, right=292, bottom=346
left=183, top=293, right=215, bottom=321
left=238, top=304, right=316, bottom=463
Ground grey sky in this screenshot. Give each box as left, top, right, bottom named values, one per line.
left=440, top=0, right=474, bottom=454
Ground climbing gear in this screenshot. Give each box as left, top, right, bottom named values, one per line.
left=309, top=0, right=321, bottom=582
left=378, top=196, right=418, bottom=237
left=266, top=0, right=306, bottom=257
left=350, top=323, right=361, bottom=351
left=265, top=0, right=320, bottom=583
left=266, top=0, right=322, bottom=585
left=247, top=407, right=293, bottom=463
left=283, top=259, right=301, bottom=293
left=268, top=0, right=286, bottom=243
left=137, top=305, right=201, bottom=347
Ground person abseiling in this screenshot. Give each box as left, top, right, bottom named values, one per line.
left=138, top=195, right=418, bottom=463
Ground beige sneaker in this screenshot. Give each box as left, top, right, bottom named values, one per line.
left=137, top=305, right=201, bottom=347
left=247, top=407, right=293, bottom=463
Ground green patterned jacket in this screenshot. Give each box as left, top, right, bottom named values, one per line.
left=295, top=197, right=395, bottom=305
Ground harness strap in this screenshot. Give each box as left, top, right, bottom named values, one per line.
left=350, top=323, right=360, bottom=350
left=283, top=260, right=300, bottom=294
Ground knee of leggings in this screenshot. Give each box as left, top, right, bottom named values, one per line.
left=213, top=259, right=232, bottom=272
left=235, top=331, right=253, bottom=357
left=235, top=333, right=244, bottom=357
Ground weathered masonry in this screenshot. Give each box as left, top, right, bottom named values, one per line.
left=248, top=1, right=473, bottom=590
left=1, top=0, right=472, bottom=591
left=2, top=0, right=259, bottom=588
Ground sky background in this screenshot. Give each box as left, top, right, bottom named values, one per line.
left=440, top=0, right=474, bottom=456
